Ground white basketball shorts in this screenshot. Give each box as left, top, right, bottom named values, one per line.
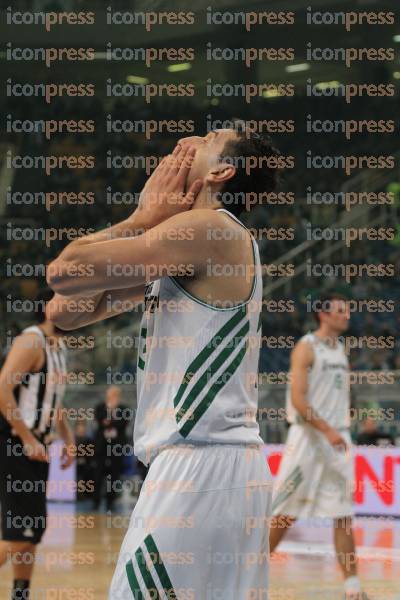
left=109, top=443, right=272, bottom=600
left=272, top=424, right=354, bottom=519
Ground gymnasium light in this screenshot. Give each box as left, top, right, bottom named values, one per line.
left=315, top=80, right=341, bottom=90
left=126, top=75, right=149, bottom=84
left=263, top=89, right=282, bottom=98
left=167, top=63, right=192, bottom=73
left=286, top=63, right=310, bottom=73
left=393, top=34, right=400, bottom=42
left=93, top=52, right=108, bottom=60
left=393, top=72, right=400, bottom=79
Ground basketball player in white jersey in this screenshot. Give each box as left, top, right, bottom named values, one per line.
left=0, top=290, right=75, bottom=600
left=46, top=127, right=280, bottom=599
left=270, top=294, right=369, bottom=600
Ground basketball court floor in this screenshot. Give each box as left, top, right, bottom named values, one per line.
left=0, top=502, right=399, bottom=599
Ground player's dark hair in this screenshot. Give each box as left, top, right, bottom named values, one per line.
left=313, top=292, right=349, bottom=324
left=218, top=121, right=281, bottom=217
left=35, top=288, right=54, bottom=323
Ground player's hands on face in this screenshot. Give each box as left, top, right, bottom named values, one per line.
left=325, top=427, right=347, bottom=451
left=135, top=144, right=203, bottom=228
left=23, top=435, right=49, bottom=462
left=60, top=443, right=75, bottom=470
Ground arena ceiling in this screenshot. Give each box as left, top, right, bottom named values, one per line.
left=0, top=0, right=398, bottom=99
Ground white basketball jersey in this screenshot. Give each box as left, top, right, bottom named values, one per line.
left=286, top=332, right=350, bottom=429
left=134, top=209, right=263, bottom=465
left=17, top=326, right=67, bottom=438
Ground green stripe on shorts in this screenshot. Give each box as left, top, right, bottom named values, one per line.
left=126, top=560, right=144, bottom=599
left=135, top=547, right=160, bottom=599
left=272, top=466, right=303, bottom=512
left=144, top=534, right=177, bottom=599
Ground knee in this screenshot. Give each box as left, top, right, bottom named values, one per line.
left=9, top=542, right=36, bottom=566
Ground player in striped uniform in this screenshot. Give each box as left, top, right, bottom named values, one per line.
left=270, top=294, right=370, bottom=600
left=47, top=127, right=281, bottom=599
left=0, top=291, right=75, bottom=600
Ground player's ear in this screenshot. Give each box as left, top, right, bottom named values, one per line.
left=205, top=162, right=236, bottom=185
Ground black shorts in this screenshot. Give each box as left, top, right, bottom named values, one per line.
left=0, top=435, right=49, bottom=544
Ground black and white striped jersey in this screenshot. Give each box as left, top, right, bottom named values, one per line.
left=0, top=325, right=67, bottom=441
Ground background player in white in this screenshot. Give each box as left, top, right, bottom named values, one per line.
left=46, top=128, right=280, bottom=599
left=269, top=294, right=369, bottom=600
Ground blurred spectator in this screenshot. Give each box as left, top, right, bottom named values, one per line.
left=92, top=386, right=131, bottom=511
left=74, top=420, right=94, bottom=502
left=357, top=417, right=394, bottom=447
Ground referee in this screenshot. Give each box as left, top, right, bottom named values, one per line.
left=0, top=290, right=75, bottom=600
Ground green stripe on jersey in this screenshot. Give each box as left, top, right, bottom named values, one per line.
left=144, top=535, right=177, bottom=599
left=135, top=547, right=160, bottom=599
left=173, top=306, right=247, bottom=409
left=126, top=560, right=144, bottom=599
left=179, top=340, right=248, bottom=438
left=176, top=320, right=249, bottom=423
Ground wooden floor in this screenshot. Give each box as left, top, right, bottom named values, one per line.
left=1, top=503, right=399, bottom=599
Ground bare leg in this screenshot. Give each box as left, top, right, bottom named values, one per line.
left=333, top=517, right=369, bottom=599
left=0, top=541, right=36, bottom=599
left=10, top=541, right=37, bottom=581
left=269, top=515, right=296, bottom=553
left=333, top=517, right=357, bottom=579
left=0, top=540, right=11, bottom=568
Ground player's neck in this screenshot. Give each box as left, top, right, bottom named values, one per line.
left=192, top=185, right=223, bottom=211
left=314, top=326, right=339, bottom=347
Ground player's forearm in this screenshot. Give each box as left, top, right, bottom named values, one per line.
left=47, top=211, right=150, bottom=295
left=47, top=286, right=145, bottom=330
left=46, top=292, right=103, bottom=330
left=292, top=395, right=331, bottom=433
left=55, top=210, right=150, bottom=256
left=57, top=411, right=75, bottom=446
left=0, top=387, right=36, bottom=442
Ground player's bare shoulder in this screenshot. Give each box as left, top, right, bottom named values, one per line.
left=203, top=208, right=253, bottom=265
left=172, top=207, right=250, bottom=264
left=15, top=330, right=45, bottom=370
left=0, top=330, right=44, bottom=389
left=173, top=208, right=254, bottom=305
left=291, top=336, right=315, bottom=369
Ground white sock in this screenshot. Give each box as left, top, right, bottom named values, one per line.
left=344, top=576, right=362, bottom=594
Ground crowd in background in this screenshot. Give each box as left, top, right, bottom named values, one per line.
left=0, top=92, right=399, bottom=376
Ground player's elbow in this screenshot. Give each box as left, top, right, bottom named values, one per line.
left=46, top=300, right=71, bottom=331
left=47, top=258, right=80, bottom=296
left=291, top=394, right=306, bottom=414
left=46, top=296, right=83, bottom=331
left=47, top=259, right=66, bottom=291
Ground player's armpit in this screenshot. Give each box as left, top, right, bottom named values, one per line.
left=47, top=209, right=225, bottom=296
